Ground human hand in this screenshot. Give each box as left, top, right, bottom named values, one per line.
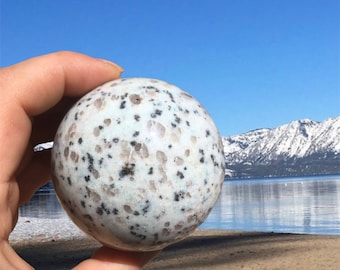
left=0, top=51, right=158, bottom=269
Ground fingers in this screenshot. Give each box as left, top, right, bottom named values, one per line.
left=30, top=97, right=78, bottom=147
left=0, top=51, right=124, bottom=116
left=73, top=247, right=160, bottom=270
left=17, top=99, right=77, bottom=205
left=0, top=241, right=33, bottom=270
left=0, top=51, right=129, bottom=269
left=17, top=150, right=51, bottom=205
left=0, top=51, right=123, bottom=181
left=0, top=51, right=123, bottom=207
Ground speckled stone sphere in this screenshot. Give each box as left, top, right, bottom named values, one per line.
left=51, top=78, right=225, bottom=251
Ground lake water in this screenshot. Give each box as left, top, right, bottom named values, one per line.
left=19, top=175, right=340, bottom=235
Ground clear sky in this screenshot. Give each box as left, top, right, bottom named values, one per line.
left=1, top=0, right=339, bottom=136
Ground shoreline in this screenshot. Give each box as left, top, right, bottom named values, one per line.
left=12, top=229, right=340, bottom=270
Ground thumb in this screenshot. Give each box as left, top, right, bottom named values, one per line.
left=73, top=246, right=159, bottom=270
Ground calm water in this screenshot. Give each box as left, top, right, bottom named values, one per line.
left=19, top=175, right=340, bottom=235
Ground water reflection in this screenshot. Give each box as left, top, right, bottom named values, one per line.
left=19, top=190, right=66, bottom=219
left=19, top=175, right=340, bottom=235
left=201, top=175, right=340, bottom=235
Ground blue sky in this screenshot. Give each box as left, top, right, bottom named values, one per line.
left=1, top=0, right=339, bottom=136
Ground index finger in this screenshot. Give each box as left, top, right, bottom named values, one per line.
left=0, top=51, right=123, bottom=183
left=0, top=51, right=123, bottom=116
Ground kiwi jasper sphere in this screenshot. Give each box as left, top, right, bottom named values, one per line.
left=51, top=78, right=225, bottom=251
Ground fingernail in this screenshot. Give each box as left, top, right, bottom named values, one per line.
left=97, top=58, right=124, bottom=73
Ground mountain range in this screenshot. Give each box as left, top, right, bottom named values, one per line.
left=223, top=117, right=340, bottom=179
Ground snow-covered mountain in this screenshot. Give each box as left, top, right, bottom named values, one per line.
left=223, top=117, right=340, bottom=178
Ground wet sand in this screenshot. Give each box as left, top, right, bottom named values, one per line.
left=12, top=230, right=340, bottom=270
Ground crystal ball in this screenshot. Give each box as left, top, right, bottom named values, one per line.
left=51, top=78, right=225, bottom=251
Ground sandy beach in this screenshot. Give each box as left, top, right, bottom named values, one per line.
left=11, top=227, right=340, bottom=270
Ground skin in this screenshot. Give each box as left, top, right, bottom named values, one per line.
left=0, top=51, right=159, bottom=269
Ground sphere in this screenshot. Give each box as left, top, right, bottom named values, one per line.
left=51, top=78, right=225, bottom=251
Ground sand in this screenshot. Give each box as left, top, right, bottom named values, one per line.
left=10, top=217, right=340, bottom=270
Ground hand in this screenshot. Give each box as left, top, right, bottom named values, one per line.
left=0, top=51, right=158, bottom=269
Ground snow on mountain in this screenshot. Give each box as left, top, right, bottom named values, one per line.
left=223, top=117, right=340, bottom=168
